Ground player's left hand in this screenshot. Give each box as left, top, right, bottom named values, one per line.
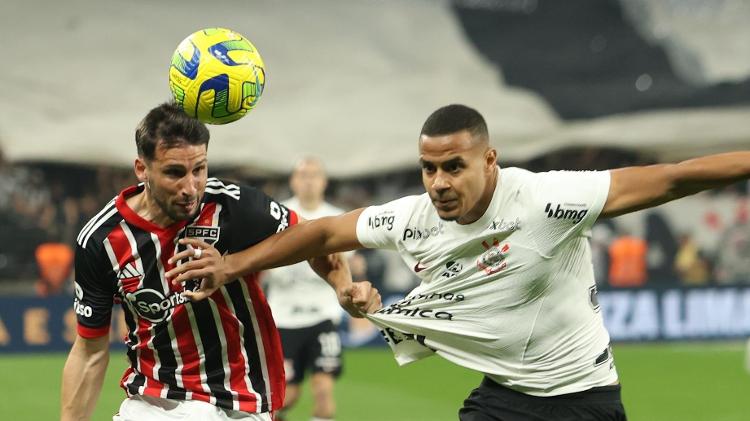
left=337, top=281, right=381, bottom=318
left=166, top=238, right=231, bottom=301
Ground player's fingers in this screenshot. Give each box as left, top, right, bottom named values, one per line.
left=168, top=249, right=195, bottom=265
left=165, top=260, right=204, bottom=279
left=360, top=287, right=380, bottom=313
left=171, top=268, right=211, bottom=285
left=182, top=288, right=213, bottom=302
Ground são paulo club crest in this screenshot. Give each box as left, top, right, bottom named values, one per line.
left=477, top=238, right=510, bottom=275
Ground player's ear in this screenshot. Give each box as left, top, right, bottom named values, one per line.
left=485, top=147, right=497, bottom=169
left=134, top=157, right=148, bottom=183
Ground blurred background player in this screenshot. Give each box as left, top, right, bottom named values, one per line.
left=264, top=157, right=346, bottom=421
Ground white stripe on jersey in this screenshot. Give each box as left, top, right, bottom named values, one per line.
left=220, top=286, right=260, bottom=406
left=206, top=178, right=239, bottom=190
left=167, top=319, right=185, bottom=390
left=76, top=197, right=116, bottom=245
left=207, top=295, right=240, bottom=410
left=79, top=205, right=118, bottom=248
left=185, top=301, right=216, bottom=405
left=211, top=203, right=223, bottom=227
left=204, top=187, right=240, bottom=200
left=239, top=279, right=273, bottom=410
left=120, top=221, right=146, bottom=289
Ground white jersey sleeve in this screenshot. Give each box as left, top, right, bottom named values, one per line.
left=355, top=196, right=420, bottom=250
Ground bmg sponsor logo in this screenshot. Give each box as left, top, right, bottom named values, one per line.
left=544, top=203, right=588, bottom=223
left=368, top=213, right=395, bottom=231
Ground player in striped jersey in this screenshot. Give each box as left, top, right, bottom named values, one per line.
left=60, top=103, right=381, bottom=421
left=167, top=104, right=750, bottom=420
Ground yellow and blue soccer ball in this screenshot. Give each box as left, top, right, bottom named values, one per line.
left=169, top=28, right=265, bottom=125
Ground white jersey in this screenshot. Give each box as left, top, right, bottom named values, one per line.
left=265, top=198, right=345, bottom=328
left=357, top=167, right=616, bottom=396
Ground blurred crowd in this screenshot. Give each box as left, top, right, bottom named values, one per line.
left=0, top=146, right=748, bottom=296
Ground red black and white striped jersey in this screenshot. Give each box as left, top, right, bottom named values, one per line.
left=73, top=178, right=298, bottom=413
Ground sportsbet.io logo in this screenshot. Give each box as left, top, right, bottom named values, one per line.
left=125, top=288, right=188, bottom=323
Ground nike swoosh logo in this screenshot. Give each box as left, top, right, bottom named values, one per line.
left=414, top=261, right=428, bottom=273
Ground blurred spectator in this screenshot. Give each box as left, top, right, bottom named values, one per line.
left=608, top=231, right=648, bottom=287
left=591, top=219, right=617, bottom=285
left=674, top=233, right=710, bottom=285
left=714, top=200, right=750, bottom=284
left=34, top=242, right=74, bottom=296
left=644, top=212, right=679, bottom=284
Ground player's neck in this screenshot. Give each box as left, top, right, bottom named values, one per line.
left=457, top=166, right=499, bottom=225
left=126, top=189, right=177, bottom=228
left=296, top=196, right=322, bottom=212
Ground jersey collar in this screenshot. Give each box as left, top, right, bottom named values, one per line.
left=116, top=184, right=191, bottom=235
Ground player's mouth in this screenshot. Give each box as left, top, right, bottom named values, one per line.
left=176, top=200, right=197, bottom=213
left=433, top=198, right=458, bottom=211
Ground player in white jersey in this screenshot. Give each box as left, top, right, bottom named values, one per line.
left=264, top=158, right=346, bottom=421
left=168, top=105, right=750, bottom=420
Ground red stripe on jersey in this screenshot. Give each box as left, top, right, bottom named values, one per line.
left=169, top=305, right=205, bottom=397
left=77, top=324, right=109, bottom=339
left=211, top=291, right=259, bottom=412
left=194, top=202, right=218, bottom=228
left=106, top=224, right=162, bottom=397
left=289, top=209, right=299, bottom=227
left=120, top=366, right=135, bottom=396
left=158, top=203, right=220, bottom=401
left=245, top=274, right=285, bottom=411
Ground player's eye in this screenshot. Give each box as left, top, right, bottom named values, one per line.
left=443, top=162, right=463, bottom=174
left=164, top=169, right=185, bottom=178
left=421, top=162, right=436, bottom=173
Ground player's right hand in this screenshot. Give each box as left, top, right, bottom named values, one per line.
left=338, top=281, right=381, bottom=317
left=166, top=238, right=233, bottom=301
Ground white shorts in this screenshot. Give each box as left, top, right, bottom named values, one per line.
left=113, top=395, right=272, bottom=421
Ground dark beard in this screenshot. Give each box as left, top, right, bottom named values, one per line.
left=152, top=190, right=198, bottom=222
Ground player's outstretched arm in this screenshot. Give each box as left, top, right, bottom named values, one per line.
left=167, top=209, right=365, bottom=299
left=601, top=151, right=750, bottom=218
left=61, top=335, right=110, bottom=421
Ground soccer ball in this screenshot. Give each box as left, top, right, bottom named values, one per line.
left=169, top=28, right=265, bottom=125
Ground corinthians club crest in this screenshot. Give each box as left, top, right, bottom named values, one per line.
left=477, top=238, right=510, bottom=275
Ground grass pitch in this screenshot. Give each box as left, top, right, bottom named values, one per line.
left=1, top=343, right=748, bottom=420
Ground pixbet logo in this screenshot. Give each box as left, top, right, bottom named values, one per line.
left=544, top=203, right=588, bottom=223
left=402, top=223, right=444, bottom=241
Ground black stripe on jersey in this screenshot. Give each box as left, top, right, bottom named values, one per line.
left=127, top=372, right=146, bottom=396
left=122, top=303, right=140, bottom=369
left=76, top=197, right=116, bottom=246
left=225, top=280, right=269, bottom=412
left=153, top=322, right=181, bottom=396
left=190, top=299, right=235, bottom=409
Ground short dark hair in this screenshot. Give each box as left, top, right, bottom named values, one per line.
left=135, top=102, right=210, bottom=161
left=420, top=104, right=488, bottom=141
